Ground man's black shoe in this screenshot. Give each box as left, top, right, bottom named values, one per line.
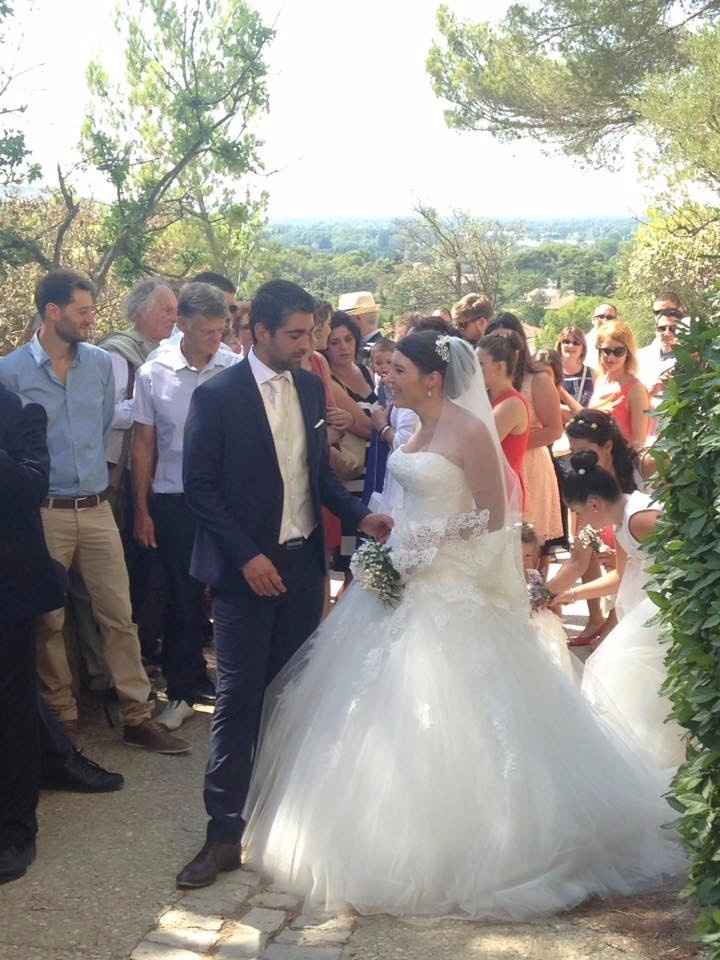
left=176, top=841, right=240, bottom=889
left=42, top=750, right=124, bottom=793
left=191, top=677, right=216, bottom=704
left=0, top=841, right=36, bottom=884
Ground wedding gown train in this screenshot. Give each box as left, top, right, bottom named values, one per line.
left=242, top=450, right=684, bottom=920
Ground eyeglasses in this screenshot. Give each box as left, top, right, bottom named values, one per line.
left=653, top=308, right=683, bottom=319
left=598, top=346, right=628, bottom=359
left=560, top=339, right=582, bottom=347
left=593, top=313, right=615, bottom=320
left=228, top=304, right=239, bottom=315
left=656, top=324, right=677, bottom=334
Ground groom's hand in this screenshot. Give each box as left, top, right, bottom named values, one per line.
left=242, top=554, right=287, bottom=597
left=358, top=513, right=394, bottom=544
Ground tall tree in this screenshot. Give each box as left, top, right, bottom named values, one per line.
left=394, top=205, right=518, bottom=309
left=426, top=1, right=720, bottom=163
left=0, top=1, right=41, bottom=187
left=0, top=0, right=272, bottom=292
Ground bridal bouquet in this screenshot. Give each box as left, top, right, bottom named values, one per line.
left=526, top=569, right=554, bottom=612
left=350, top=541, right=404, bottom=608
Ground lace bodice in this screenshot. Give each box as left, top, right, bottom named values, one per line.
left=381, top=448, right=527, bottom=613
left=387, top=448, right=474, bottom=521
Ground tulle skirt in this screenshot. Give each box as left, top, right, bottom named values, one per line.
left=243, top=571, right=685, bottom=920
left=531, top=608, right=581, bottom=686
left=582, top=597, right=685, bottom=771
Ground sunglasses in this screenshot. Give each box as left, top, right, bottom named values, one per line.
left=593, top=313, right=615, bottom=320
left=599, top=346, right=628, bottom=359
left=560, top=339, right=582, bottom=347
left=653, top=308, right=683, bottom=319
left=656, top=324, right=677, bottom=334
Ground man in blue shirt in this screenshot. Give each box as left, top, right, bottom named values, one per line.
left=0, top=269, right=188, bottom=755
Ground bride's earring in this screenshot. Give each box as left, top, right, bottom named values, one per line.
left=427, top=389, right=432, bottom=398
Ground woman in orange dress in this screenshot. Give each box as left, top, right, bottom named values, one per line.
left=477, top=332, right=529, bottom=507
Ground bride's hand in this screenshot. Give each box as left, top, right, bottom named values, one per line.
left=359, top=513, right=394, bottom=544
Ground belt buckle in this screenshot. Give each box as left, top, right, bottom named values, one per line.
left=283, top=537, right=305, bottom=551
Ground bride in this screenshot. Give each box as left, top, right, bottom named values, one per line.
left=242, top=331, right=684, bottom=920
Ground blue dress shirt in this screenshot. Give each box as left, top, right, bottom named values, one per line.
left=0, top=334, right=114, bottom=496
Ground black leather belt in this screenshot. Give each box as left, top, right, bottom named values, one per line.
left=280, top=537, right=309, bottom=551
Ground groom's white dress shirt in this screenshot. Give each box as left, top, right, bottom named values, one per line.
left=248, top=348, right=314, bottom=543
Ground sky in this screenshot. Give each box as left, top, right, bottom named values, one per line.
left=6, top=0, right=656, bottom=221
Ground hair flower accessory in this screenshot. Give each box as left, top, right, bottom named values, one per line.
left=435, top=335, right=452, bottom=362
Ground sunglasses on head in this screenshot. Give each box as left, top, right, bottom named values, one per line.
left=560, top=339, right=581, bottom=347
left=599, top=345, right=627, bottom=359
left=593, top=313, right=615, bottom=320
left=653, top=308, right=683, bottom=319
left=656, top=324, right=677, bottom=334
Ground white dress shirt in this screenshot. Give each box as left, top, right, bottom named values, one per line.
left=247, top=348, right=315, bottom=543
left=134, top=339, right=239, bottom=494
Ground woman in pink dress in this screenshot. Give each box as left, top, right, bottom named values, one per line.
left=487, top=314, right=564, bottom=544
left=589, top=320, right=649, bottom=450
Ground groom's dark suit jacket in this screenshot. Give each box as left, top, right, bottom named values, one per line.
left=183, top=358, right=369, bottom=595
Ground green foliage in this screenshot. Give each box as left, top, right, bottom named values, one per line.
left=80, top=0, right=272, bottom=289
left=426, top=0, right=717, bottom=161
left=0, top=1, right=41, bottom=187
left=648, top=301, right=720, bottom=953
left=617, top=204, right=720, bottom=345
left=535, top=295, right=607, bottom=348
left=242, top=241, right=394, bottom=302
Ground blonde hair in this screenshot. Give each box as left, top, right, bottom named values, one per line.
left=596, top=320, right=638, bottom=376
left=451, top=292, right=492, bottom=325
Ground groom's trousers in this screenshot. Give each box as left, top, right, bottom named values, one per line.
left=204, top=533, right=325, bottom=844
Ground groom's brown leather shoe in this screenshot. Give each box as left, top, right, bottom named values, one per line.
left=176, top=841, right=241, bottom=889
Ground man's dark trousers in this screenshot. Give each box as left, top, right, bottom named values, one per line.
left=0, top=622, right=72, bottom=851
left=151, top=493, right=209, bottom=703
left=204, top=533, right=325, bottom=844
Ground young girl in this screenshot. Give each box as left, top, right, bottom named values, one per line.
left=521, top=524, right=580, bottom=686
left=557, top=450, right=685, bottom=771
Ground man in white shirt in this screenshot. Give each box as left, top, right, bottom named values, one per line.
left=584, top=302, right=618, bottom=369
left=132, top=282, right=239, bottom=730
left=638, top=291, right=685, bottom=437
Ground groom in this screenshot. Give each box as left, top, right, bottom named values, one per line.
left=177, top=279, right=392, bottom=888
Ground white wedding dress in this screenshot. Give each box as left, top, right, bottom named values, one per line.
left=582, top=492, right=685, bottom=770
left=243, top=449, right=684, bottom=920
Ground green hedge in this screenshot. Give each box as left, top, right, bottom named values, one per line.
left=648, top=306, right=720, bottom=953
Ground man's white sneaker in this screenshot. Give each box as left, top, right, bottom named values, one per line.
left=157, top=699, right=195, bottom=731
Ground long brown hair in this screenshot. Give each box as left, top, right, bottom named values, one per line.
left=555, top=325, right=587, bottom=363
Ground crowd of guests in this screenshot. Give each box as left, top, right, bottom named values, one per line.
left=0, top=264, right=686, bottom=886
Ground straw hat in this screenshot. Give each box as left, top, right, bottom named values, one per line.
left=337, top=291, right=381, bottom=316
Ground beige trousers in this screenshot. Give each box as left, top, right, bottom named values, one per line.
left=37, top=500, right=151, bottom=726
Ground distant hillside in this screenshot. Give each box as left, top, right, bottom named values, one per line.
left=268, top=217, right=639, bottom=259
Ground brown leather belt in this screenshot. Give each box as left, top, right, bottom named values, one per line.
left=42, top=489, right=111, bottom=510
